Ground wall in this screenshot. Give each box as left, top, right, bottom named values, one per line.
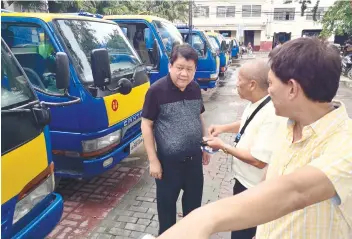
left=193, top=0, right=337, bottom=51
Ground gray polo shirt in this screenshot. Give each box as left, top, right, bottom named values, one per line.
left=142, top=74, right=205, bottom=159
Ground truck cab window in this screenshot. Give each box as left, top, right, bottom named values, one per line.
left=118, top=23, right=156, bottom=66
left=1, top=24, right=62, bottom=93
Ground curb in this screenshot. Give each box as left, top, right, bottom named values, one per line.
left=343, top=80, right=352, bottom=88
left=341, top=75, right=352, bottom=88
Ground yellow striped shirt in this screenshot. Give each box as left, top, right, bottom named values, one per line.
left=256, top=101, right=352, bottom=239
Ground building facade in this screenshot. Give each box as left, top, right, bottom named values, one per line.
left=193, top=0, right=336, bottom=51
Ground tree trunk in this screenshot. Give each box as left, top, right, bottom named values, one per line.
left=312, top=0, right=320, bottom=21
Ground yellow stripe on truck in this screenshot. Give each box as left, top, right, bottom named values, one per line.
left=216, top=57, right=220, bottom=72
left=104, top=82, right=150, bottom=127
left=2, top=133, right=48, bottom=204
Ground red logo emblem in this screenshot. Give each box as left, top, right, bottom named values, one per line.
left=111, top=99, right=118, bottom=111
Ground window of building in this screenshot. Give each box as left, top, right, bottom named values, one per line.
left=217, top=6, right=236, bottom=18
left=242, top=5, right=261, bottom=17
left=274, top=8, right=295, bottom=21
left=306, top=7, right=326, bottom=20
left=194, top=6, right=209, bottom=18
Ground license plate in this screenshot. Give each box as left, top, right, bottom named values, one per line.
left=130, top=135, right=143, bottom=154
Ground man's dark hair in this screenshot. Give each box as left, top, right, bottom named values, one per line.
left=269, top=37, right=342, bottom=103
left=170, top=43, right=198, bottom=66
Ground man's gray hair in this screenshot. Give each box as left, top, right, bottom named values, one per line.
left=240, top=59, right=270, bottom=90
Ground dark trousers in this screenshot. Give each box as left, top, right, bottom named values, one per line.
left=231, top=180, right=257, bottom=239
left=156, top=155, right=204, bottom=235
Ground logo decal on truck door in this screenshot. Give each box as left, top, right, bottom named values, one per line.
left=111, top=99, right=118, bottom=111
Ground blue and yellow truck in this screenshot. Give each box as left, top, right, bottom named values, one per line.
left=104, top=15, right=184, bottom=85
left=1, top=37, right=64, bottom=239
left=206, top=32, right=230, bottom=75
left=1, top=12, right=150, bottom=179
left=176, top=26, right=220, bottom=89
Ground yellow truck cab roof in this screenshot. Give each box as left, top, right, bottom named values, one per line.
left=206, top=32, right=219, bottom=37
left=1, top=12, right=115, bottom=24
left=104, top=15, right=169, bottom=23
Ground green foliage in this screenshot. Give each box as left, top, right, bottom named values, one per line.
left=4, top=0, right=189, bottom=22
left=47, top=1, right=84, bottom=13
left=46, top=0, right=189, bottom=22
left=320, top=1, right=352, bottom=38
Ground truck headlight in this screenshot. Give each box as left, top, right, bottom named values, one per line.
left=82, top=129, right=122, bottom=153
left=13, top=174, right=55, bottom=224
left=210, top=73, right=218, bottom=79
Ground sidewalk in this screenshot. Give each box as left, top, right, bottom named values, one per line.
left=341, top=75, right=352, bottom=88
left=87, top=135, right=237, bottom=239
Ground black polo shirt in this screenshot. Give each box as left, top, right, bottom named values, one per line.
left=142, top=74, right=205, bottom=159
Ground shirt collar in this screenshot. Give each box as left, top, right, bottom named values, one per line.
left=286, top=100, right=349, bottom=143
left=248, top=94, right=270, bottom=110
left=309, top=101, right=348, bottom=135
left=167, top=74, right=194, bottom=92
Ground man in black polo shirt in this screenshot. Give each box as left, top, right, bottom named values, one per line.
left=141, top=44, right=210, bottom=235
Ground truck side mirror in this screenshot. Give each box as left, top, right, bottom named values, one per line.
left=152, top=39, right=160, bottom=69
left=117, top=78, right=132, bottom=95
left=55, top=52, right=70, bottom=89
left=91, top=48, right=111, bottom=87
left=220, top=40, right=227, bottom=52
left=32, top=106, right=51, bottom=126
left=203, top=42, right=207, bottom=54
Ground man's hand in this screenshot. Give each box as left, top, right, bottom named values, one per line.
left=208, top=124, right=223, bottom=137
left=203, top=136, right=225, bottom=150
left=202, top=151, right=211, bottom=165
left=149, top=158, right=162, bottom=179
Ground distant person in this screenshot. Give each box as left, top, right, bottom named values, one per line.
left=247, top=42, right=253, bottom=54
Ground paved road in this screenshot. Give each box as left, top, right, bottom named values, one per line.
left=49, top=60, right=352, bottom=239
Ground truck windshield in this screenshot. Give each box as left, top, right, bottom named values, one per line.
left=1, top=39, right=42, bottom=155
left=201, top=32, right=217, bottom=53
left=217, top=34, right=225, bottom=44
left=1, top=39, right=36, bottom=110
left=207, top=36, right=219, bottom=51
left=55, top=19, right=141, bottom=84
left=153, top=20, right=183, bottom=55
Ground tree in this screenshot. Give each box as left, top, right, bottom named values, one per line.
left=320, top=0, right=352, bottom=39
left=5, top=0, right=47, bottom=12
left=299, top=0, right=311, bottom=16
left=47, top=1, right=84, bottom=13
left=312, top=0, right=320, bottom=21
left=284, top=0, right=321, bottom=19
left=5, top=0, right=190, bottom=23
left=139, top=1, right=189, bottom=22
left=46, top=0, right=189, bottom=22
